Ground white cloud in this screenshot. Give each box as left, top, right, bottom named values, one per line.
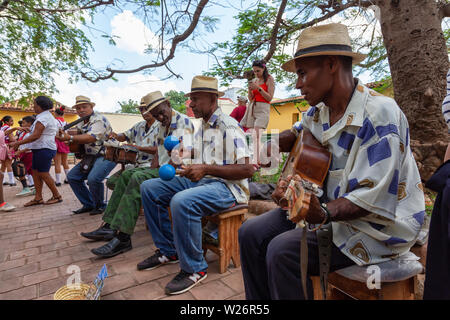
left=110, top=10, right=160, bottom=55
left=52, top=72, right=178, bottom=113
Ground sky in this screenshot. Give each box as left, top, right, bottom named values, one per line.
left=52, top=1, right=379, bottom=113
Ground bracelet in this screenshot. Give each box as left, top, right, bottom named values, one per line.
left=69, top=135, right=73, bottom=143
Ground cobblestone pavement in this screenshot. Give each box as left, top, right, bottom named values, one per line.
left=0, top=166, right=247, bottom=300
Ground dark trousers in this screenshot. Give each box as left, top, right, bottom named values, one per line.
left=238, top=208, right=355, bottom=300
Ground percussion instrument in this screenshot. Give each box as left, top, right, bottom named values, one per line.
left=116, top=145, right=138, bottom=165
left=104, top=145, right=119, bottom=162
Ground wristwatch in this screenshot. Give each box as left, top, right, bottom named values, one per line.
left=69, top=135, right=74, bottom=143
left=320, top=203, right=332, bottom=224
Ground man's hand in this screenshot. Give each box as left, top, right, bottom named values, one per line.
left=305, top=193, right=327, bottom=224
left=56, top=129, right=70, bottom=142
left=109, top=132, right=120, bottom=140
left=179, top=164, right=206, bottom=182
left=271, top=175, right=292, bottom=207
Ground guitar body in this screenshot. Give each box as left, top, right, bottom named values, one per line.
left=278, top=129, right=332, bottom=223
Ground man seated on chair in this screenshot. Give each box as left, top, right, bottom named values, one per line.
left=138, top=76, right=255, bottom=295
left=57, top=96, right=117, bottom=215
left=80, top=91, right=195, bottom=258
left=238, top=23, right=426, bottom=300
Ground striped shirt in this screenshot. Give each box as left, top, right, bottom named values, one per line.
left=443, top=69, right=450, bottom=133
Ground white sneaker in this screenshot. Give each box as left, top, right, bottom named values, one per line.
left=16, top=187, right=34, bottom=197
left=0, top=203, right=16, bottom=212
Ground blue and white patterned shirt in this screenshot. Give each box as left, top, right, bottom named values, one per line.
left=192, top=108, right=251, bottom=204
left=123, top=120, right=159, bottom=168
left=292, top=79, right=425, bottom=266
left=75, top=111, right=113, bottom=155
left=442, top=69, right=450, bottom=133
left=155, top=109, right=195, bottom=166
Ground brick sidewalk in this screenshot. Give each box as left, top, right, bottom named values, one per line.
left=0, top=167, right=246, bottom=300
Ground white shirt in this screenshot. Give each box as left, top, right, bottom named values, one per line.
left=292, top=79, right=425, bottom=266
left=29, top=110, right=58, bottom=150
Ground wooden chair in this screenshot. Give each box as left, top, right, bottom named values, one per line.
left=202, top=204, right=248, bottom=274
left=312, top=254, right=424, bottom=300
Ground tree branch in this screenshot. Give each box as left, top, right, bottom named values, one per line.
left=439, top=2, right=450, bottom=18
left=0, top=0, right=9, bottom=12
left=263, top=0, right=287, bottom=62
left=357, top=53, right=387, bottom=68
left=82, top=0, right=210, bottom=82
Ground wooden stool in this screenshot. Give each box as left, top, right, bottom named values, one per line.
left=312, top=255, right=424, bottom=300
left=202, top=204, right=248, bottom=274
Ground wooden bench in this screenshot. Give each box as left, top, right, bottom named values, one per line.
left=312, top=254, right=424, bottom=300
left=202, top=204, right=248, bottom=274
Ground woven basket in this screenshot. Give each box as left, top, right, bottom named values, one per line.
left=54, top=284, right=95, bottom=300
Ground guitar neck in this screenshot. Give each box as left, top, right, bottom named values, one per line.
left=63, top=115, right=91, bottom=131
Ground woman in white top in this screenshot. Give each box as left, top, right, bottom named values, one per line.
left=10, top=96, right=62, bottom=206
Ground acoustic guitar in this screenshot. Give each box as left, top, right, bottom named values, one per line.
left=274, top=129, right=332, bottom=224
left=58, top=115, right=91, bottom=158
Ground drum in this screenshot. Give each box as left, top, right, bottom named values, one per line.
left=116, top=145, right=138, bottom=164
left=105, top=145, right=119, bottom=162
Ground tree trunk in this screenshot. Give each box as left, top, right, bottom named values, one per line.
left=377, top=0, right=449, bottom=181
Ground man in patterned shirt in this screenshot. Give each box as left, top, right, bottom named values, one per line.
left=238, top=23, right=425, bottom=299
left=80, top=94, right=167, bottom=258
left=57, top=96, right=117, bottom=215
left=138, top=76, right=255, bottom=295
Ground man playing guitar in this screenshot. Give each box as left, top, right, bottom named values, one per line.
left=56, top=95, right=117, bottom=215
left=238, top=23, right=425, bottom=300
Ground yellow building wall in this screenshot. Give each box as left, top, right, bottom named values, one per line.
left=266, top=101, right=309, bottom=133
left=0, top=110, right=78, bottom=127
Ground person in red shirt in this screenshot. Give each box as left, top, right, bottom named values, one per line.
left=230, top=96, right=249, bottom=132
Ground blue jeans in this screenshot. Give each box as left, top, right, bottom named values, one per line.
left=67, top=156, right=116, bottom=209
left=140, top=176, right=237, bottom=273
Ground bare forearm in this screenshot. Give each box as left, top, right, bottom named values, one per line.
left=137, top=146, right=157, bottom=154
left=204, top=164, right=255, bottom=180
left=73, top=134, right=96, bottom=144
left=327, top=197, right=370, bottom=222
left=278, top=129, right=297, bottom=152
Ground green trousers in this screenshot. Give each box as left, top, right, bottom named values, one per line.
left=103, top=167, right=158, bottom=235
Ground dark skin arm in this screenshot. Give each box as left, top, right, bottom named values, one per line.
left=108, top=132, right=158, bottom=155
left=56, top=129, right=96, bottom=144
left=179, top=157, right=255, bottom=182
left=9, top=122, right=45, bottom=148
left=260, top=129, right=297, bottom=167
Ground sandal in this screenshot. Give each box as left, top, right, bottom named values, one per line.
left=24, top=199, right=44, bottom=207
left=45, top=195, right=63, bottom=205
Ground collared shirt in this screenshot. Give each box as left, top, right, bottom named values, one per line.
left=292, top=79, right=425, bottom=266
left=123, top=120, right=159, bottom=168
left=75, top=111, right=112, bottom=155
left=154, top=109, right=195, bottom=166
left=29, top=110, right=58, bottom=150
left=193, top=108, right=251, bottom=204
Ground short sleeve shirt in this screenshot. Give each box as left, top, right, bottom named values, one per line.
left=123, top=120, right=159, bottom=168
left=192, top=108, right=251, bottom=204
left=155, top=109, right=195, bottom=166
left=75, top=112, right=113, bottom=155
left=292, top=79, right=425, bottom=266
left=29, top=110, right=57, bottom=150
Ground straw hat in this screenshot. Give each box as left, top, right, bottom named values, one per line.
left=281, top=23, right=367, bottom=73
left=185, top=76, right=224, bottom=97
left=141, top=91, right=169, bottom=113
left=72, top=95, right=95, bottom=108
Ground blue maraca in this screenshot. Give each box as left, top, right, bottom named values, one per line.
left=159, top=163, right=176, bottom=181
left=164, top=135, right=179, bottom=151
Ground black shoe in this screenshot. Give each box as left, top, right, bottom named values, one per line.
left=137, top=249, right=179, bottom=271
left=3, top=182, right=8, bottom=186
left=64, top=179, right=69, bottom=184
left=72, top=207, right=94, bottom=215
left=91, top=237, right=132, bottom=258
left=89, top=207, right=104, bottom=216
left=55, top=182, right=61, bottom=187
left=165, top=270, right=207, bottom=295
left=80, top=225, right=117, bottom=241
left=9, top=183, right=16, bottom=187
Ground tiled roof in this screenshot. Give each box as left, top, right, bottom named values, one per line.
left=0, top=98, right=77, bottom=114
left=271, top=96, right=305, bottom=106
